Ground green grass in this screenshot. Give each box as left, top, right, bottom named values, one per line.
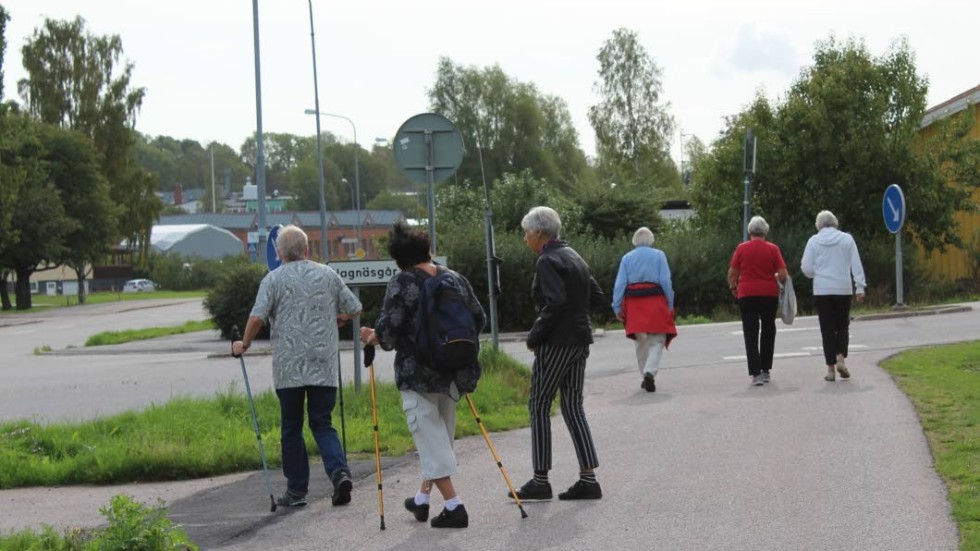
left=0, top=290, right=205, bottom=315
left=881, top=341, right=980, bottom=550
left=0, top=346, right=530, bottom=489
left=85, top=320, right=215, bottom=347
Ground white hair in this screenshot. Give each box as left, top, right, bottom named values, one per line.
left=275, top=225, right=308, bottom=261
left=747, top=216, right=769, bottom=237
left=632, top=227, right=655, bottom=247
left=521, top=206, right=562, bottom=238
left=815, top=210, right=838, bottom=230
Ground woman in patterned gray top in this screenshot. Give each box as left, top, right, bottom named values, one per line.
left=233, top=225, right=362, bottom=508
left=360, top=222, right=485, bottom=529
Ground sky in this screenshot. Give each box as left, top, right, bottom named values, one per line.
left=2, top=0, right=976, bottom=167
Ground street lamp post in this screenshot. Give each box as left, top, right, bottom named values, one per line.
left=304, top=109, right=360, bottom=247
left=306, top=0, right=329, bottom=261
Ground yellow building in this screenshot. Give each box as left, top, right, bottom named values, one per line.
left=917, top=84, right=980, bottom=283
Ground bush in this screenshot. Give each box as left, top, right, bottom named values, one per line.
left=203, top=257, right=269, bottom=339
left=0, top=495, right=195, bottom=551
left=139, top=253, right=226, bottom=291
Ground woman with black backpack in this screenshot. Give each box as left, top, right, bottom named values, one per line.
left=359, top=222, right=485, bottom=529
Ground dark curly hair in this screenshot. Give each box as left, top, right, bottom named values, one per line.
left=387, top=222, right=431, bottom=270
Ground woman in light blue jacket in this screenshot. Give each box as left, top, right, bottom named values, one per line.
left=801, top=210, right=866, bottom=382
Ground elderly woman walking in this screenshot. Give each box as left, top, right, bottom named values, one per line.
left=510, top=206, right=605, bottom=503
left=359, top=222, right=485, bottom=528
left=728, top=216, right=788, bottom=386
left=612, top=227, right=677, bottom=393
left=801, top=210, right=866, bottom=382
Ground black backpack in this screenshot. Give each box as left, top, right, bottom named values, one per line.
left=414, top=267, right=480, bottom=374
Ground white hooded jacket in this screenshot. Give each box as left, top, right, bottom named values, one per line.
left=801, top=227, right=866, bottom=296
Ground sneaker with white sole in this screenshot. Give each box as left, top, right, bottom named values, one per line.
left=761, top=370, right=771, bottom=383
left=836, top=357, right=850, bottom=379
left=751, top=374, right=765, bottom=386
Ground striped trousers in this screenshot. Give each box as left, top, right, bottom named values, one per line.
left=529, top=344, right=599, bottom=472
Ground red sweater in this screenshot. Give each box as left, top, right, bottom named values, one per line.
left=730, top=239, right=786, bottom=298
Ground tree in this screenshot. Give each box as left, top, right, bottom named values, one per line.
left=428, top=57, right=589, bottom=192
left=691, top=37, right=978, bottom=251
left=0, top=4, right=8, bottom=99
left=20, top=16, right=159, bottom=261
left=39, top=124, right=117, bottom=303
left=588, top=28, right=678, bottom=193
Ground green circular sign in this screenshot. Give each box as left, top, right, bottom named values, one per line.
left=393, top=113, right=464, bottom=184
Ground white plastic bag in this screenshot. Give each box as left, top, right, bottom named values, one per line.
left=779, top=275, right=797, bottom=325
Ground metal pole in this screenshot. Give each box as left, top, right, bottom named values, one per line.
left=476, top=140, right=499, bottom=348
left=210, top=145, right=216, bottom=213
left=251, top=0, right=268, bottom=264
left=425, top=130, right=436, bottom=253
left=353, top=128, right=361, bottom=248
left=742, top=173, right=750, bottom=242
left=307, top=0, right=329, bottom=262
left=895, top=232, right=905, bottom=307
left=353, top=287, right=361, bottom=391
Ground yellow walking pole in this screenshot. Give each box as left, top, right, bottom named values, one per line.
left=464, top=394, right=528, bottom=519
left=364, top=344, right=385, bottom=530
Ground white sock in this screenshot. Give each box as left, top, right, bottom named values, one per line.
left=444, top=496, right=462, bottom=511
left=414, top=491, right=430, bottom=506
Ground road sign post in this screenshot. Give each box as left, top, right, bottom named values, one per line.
left=882, top=184, right=906, bottom=308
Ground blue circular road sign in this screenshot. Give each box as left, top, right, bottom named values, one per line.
left=882, top=184, right=906, bottom=234
left=266, top=225, right=283, bottom=270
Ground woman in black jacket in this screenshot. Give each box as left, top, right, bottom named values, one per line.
left=509, top=206, right=605, bottom=502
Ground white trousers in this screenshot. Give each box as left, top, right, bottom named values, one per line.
left=401, top=388, right=458, bottom=480
left=633, top=333, right=666, bottom=378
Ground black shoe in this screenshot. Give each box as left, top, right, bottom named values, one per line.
left=331, top=472, right=352, bottom=506
left=558, top=480, right=602, bottom=500
left=276, top=491, right=307, bottom=507
left=404, top=497, right=429, bottom=522
left=642, top=373, right=656, bottom=392
left=430, top=504, right=468, bottom=528
left=508, top=479, right=553, bottom=501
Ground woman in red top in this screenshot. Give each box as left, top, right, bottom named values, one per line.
left=728, top=216, right=788, bottom=386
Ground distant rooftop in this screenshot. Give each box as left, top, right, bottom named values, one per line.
left=921, top=84, right=980, bottom=128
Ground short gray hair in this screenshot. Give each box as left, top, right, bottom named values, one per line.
left=632, top=227, right=655, bottom=247
left=521, top=206, right=562, bottom=238
left=815, top=210, right=838, bottom=230
left=747, top=216, right=769, bottom=237
left=275, top=225, right=308, bottom=262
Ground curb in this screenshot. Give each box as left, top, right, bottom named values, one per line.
left=854, top=304, right=973, bottom=322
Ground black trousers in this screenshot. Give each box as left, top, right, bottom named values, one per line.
left=814, top=295, right=852, bottom=366
left=737, top=296, right=779, bottom=376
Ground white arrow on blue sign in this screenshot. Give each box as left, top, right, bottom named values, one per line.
left=882, top=184, right=906, bottom=234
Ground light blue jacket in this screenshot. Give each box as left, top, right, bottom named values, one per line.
left=612, top=246, right=674, bottom=313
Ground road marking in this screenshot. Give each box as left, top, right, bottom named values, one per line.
left=730, top=327, right=818, bottom=335
left=802, top=345, right=868, bottom=351
left=723, top=352, right=811, bottom=361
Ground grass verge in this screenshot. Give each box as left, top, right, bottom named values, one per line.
left=84, top=320, right=215, bottom=347
left=0, top=346, right=530, bottom=489
left=880, top=340, right=980, bottom=550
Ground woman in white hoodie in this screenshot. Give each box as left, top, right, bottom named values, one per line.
left=801, top=210, right=866, bottom=382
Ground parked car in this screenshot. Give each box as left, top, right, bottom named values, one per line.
left=123, top=279, right=156, bottom=293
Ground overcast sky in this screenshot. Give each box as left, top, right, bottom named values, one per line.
left=3, top=0, right=976, bottom=165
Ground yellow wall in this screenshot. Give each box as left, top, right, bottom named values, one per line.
left=916, top=104, right=980, bottom=282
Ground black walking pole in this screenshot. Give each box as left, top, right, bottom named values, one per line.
left=364, top=344, right=385, bottom=530
left=232, top=325, right=277, bottom=512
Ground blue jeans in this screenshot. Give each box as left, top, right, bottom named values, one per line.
left=276, top=385, right=349, bottom=497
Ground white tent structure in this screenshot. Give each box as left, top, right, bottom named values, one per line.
left=149, top=224, right=243, bottom=259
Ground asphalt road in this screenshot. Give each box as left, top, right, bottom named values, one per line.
left=1, top=298, right=976, bottom=550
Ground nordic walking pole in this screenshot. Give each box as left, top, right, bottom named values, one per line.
left=364, top=344, right=385, bottom=530
left=337, top=349, right=347, bottom=461
left=464, top=394, right=528, bottom=519
left=231, top=325, right=277, bottom=512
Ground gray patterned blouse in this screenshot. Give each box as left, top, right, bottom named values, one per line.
left=250, top=260, right=362, bottom=389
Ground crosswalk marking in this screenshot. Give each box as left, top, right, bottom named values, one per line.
left=723, top=352, right=811, bottom=361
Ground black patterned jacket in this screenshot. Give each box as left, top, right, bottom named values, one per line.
left=374, top=268, right=486, bottom=398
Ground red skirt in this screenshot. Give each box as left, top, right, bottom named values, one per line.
left=623, top=283, right=677, bottom=348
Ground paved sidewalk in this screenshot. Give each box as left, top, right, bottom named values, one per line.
left=2, top=304, right=974, bottom=550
